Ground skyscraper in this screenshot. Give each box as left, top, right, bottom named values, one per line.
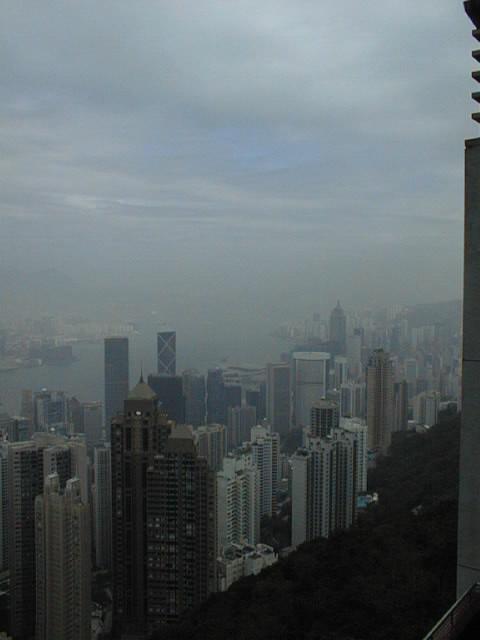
left=329, top=301, right=347, bottom=356
left=104, top=337, right=129, bottom=429
left=217, top=454, right=260, bottom=550
left=35, top=475, right=91, bottom=640
left=266, top=363, right=291, bottom=436
left=206, top=368, right=226, bottom=425
left=157, top=330, right=176, bottom=376
left=250, top=425, right=280, bottom=518
left=291, top=352, right=330, bottom=427
left=310, top=399, right=339, bottom=438
left=226, top=405, right=256, bottom=451
left=393, top=380, right=408, bottom=433
left=340, top=382, right=366, bottom=419
left=194, top=424, right=226, bottom=471
left=182, top=369, right=206, bottom=426
left=148, top=374, right=186, bottom=424
left=366, top=349, right=394, bottom=454
left=8, top=435, right=87, bottom=639
left=111, top=378, right=172, bottom=637
left=333, top=356, right=348, bottom=388
left=82, top=400, right=103, bottom=449
left=33, top=389, right=69, bottom=435
left=290, top=427, right=365, bottom=546
left=145, top=425, right=216, bottom=633
left=94, top=445, right=112, bottom=570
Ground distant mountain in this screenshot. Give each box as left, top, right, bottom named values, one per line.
left=159, top=416, right=459, bottom=640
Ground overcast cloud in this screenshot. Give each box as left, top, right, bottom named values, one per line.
left=0, top=1, right=474, bottom=334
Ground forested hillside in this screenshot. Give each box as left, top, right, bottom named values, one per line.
left=160, top=416, right=460, bottom=640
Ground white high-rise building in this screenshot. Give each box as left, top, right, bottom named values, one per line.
left=290, top=426, right=366, bottom=547
left=217, top=455, right=260, bottom=550
left=35, top=474, right=91, bottom=640
left=94, top=446, right=112, bottom=570
left=250, top=425, right=280, bottom=517
left=82, top=401, right=103, bottom=449
left=291, top=352, right=330, bottom=427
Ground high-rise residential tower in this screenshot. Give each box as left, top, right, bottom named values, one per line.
left=217, top=454, right=260, bottom=550
left=290, top=426, right=366, bottom=547
left=266, top=363, right=291, bottom=436
left=366, top=349, right=394, bottom=454
left=7, top=435, right=87, bottom=639
left=111, top=378, right=171, bottom=637
left=104, top=337, right=129, bottom=429
left=250, top=424, right=280, bottom=518
left=157, top=330, right=176, bottom=376
left=145, top=425, right=216, bottom=633
left=310, top=399, right=339, bottom=438
left=35, top=474, right=91, bottom=640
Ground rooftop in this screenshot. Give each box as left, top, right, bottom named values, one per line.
left=127, top=376, right=157, bottom=401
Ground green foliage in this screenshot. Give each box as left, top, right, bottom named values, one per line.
left=158, top=416, right=460, bottom=640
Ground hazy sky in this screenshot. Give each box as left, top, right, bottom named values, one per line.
left=0, top=1, right=475, bottom=329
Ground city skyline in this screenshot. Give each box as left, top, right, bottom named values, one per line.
left=0, top=2, right=475, bottom=638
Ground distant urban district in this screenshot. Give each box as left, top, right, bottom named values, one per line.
left=0, top=299, right=462, bottom=639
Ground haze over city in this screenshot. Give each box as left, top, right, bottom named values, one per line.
left=1, top=1, right=473, bottom=335
left=2, top=2, right=480, bottom=640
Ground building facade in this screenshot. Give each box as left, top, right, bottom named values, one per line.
left=104, top=337, right=129, bottom=429
left=366, top=349, right=394, bottom=454
left=111, top=378, right=172, bottom=637
left=35, top=475, right=91, bottom=640
left=194, top=424, right=226, bottom=472
left=217, top=454, right=260, bottom=550
left=157, top=330, right=176, bottom=376
left=290, top=427, right=365, bottom=547
left=291, top=352, right=330, bottom=427
left=266, top=363, right=291, bottom=437
left=145, top=425, right=216, bottom=633
left=94, top=445, right=112, bottom=570
left=182, top=369, right=206, bottom=427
